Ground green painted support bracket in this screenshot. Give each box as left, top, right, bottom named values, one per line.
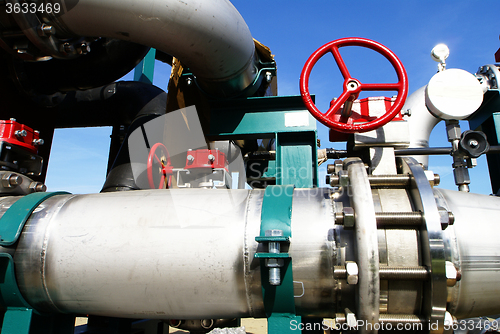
left=0, top=254, right=33, bottom=311
left=2, top=307, right=33, bottom=334
left=209, top=96, right=319, bottom=188
left=0, top=192, right=70, bottom=246
left=474, top=112, right=500, bottom=194
left=1, top=307, right=76, bottom=334
left=257, top=185, right=301, bottom=333
left=0, top=192, right=75, bottom=334
left=134, top=48, right=156, bottom=85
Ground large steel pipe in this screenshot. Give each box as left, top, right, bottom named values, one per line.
left=12, top=188, right=336, bottom=319
left=43, top=0, right=257, bottom=96
left=435, top=188, right=500, bottom=319
left=4, top=185, right=500, bottom=323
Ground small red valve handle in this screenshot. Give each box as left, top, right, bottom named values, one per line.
left=300, top=37, right=408, bottom=133
left=147, top=142, right=173, bottom=189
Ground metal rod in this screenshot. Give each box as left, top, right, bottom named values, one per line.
left=336, top=210, right=454, bottom=228
left=335, top=313, right=427, bottom=325
left=395, top=147, right=452, bottom=156
left=330, top=174, right=411, bottom=187
left=375, top=212, right=423, bottom=226
left=326, top=148, right=348, bottom=159
left=395, top=145, right=500, bottom=156
left=333, top=266, right=347, bottom=279
left=379, top=314, right=427, bottom=325
left=379, top=266, right=429, bottom=280
left=334, top=265, right=429, bottom=280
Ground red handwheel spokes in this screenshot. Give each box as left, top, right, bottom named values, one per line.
left=300, top=37, right=408, bottom=133
left=147, top=143, right=173, bottom=189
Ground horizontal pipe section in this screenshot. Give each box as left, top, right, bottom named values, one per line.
left=46, top=0, right=257, bottom=96
left=11, top=188, right=336, bottom=319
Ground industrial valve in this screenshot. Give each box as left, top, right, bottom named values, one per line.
left=147, top=142, right=173, bottom=189
left=300, top=37, right=408, bottom=133
left=0, top=119, right=45, bottom=194
left=459, top=130, right=489, bottom=158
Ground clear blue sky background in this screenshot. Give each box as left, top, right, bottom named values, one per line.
left=45, top=0, right=500, bottom=195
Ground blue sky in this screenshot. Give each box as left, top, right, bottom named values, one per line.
left=45, top=0, right=500, bottom=195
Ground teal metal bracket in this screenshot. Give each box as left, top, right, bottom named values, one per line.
left=180, top=58, right=276, bottom=99
left=134, top=48, right=156, bottom=85
left=0, top=192, right=74, bottom=334
left=469, top=90, right=500, bottom=194
left=0, top=191, right=69, bottom=246
left=209, top=96, right=319, bottom=188
left=255, top=185, right=301, bottom=333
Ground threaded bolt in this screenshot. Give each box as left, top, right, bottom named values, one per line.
left=265, top=229, right=283, bottom=286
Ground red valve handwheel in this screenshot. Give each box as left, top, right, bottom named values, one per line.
left=300, top=37, right=408, bottom=133
left=147, top=142, right=173, bottom=189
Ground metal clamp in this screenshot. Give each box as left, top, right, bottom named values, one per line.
left=0, top=191, right=69, bottom=246
left=255, top=185, right=300, bottom=333
left=255, top=230, right=290, bottom=286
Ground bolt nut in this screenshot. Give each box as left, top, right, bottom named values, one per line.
left=33, top=139, right=44, bottom=146
left=438, top=209, right=454, bottom=229
left=15, top=130, right=27, bottom=137
left=265, top=71, right=273, bottom=83
left=343, top=207, right=355, bottom=229
left=1, top=173, right=22, bottom=188
left=200, top=319, right=214, bottom=330
left=445, top=261, right=458, bottom=287
left=345, top=309, right=357, bottom=328
left=187, top=155, right=195, bottom=162
left=29, top=182, right=47, bottom=193
left=334, top=160, right=343, bottom=175
left=78, top=43, right=91, bottom=55
left=61, top=43, right=75, bottom=55
left=327, top=164, right=335, bottom=174
left=266, top=258, right=284, bottom=268
left=208, top=154, right=215, bottom=162
left=265, top=229, right=283, bottom=237
left=446, top=121, right=461, bottom=141
left=346, top=261, right=358, bottom=285
left=338, top=170, right=349, bottom=188
left=38, top=24, right=55, bottom=37
left=444, top=311, right=456, bottom=329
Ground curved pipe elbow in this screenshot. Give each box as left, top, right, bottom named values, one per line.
left=45, top=0, right=257, bottom=96
left=402, top=86, right=441, bottom=169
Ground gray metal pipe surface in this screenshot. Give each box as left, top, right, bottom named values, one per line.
left=7, top=186, right=500, bottom=321
left=46, top=0, right=257, bottom=96
left=12, top=188, right=336, bottom=319
left=401, top=86, right=441, bottom=169
left=435, top=188, right=500, bottom=319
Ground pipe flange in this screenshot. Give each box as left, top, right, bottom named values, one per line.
left=345, top=158, right=380, bottom=333
left=401, top=157, right=447, bottom=333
